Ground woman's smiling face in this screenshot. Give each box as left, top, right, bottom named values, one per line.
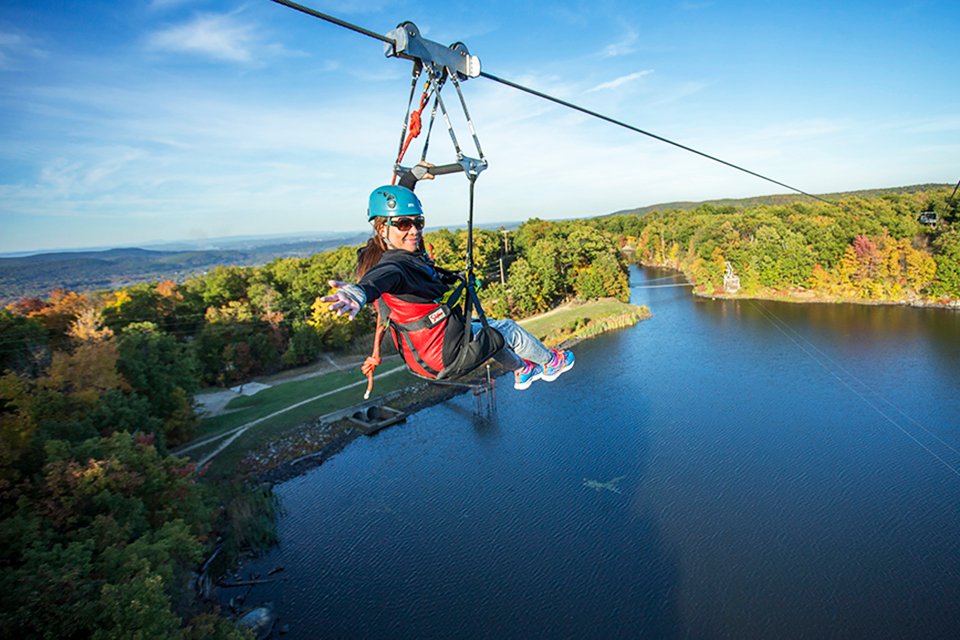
left=382, top=216, right=424, bottom=253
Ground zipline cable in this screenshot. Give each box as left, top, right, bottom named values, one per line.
left=950, top=177, right=959, bottom=201
left=750, top=301, right=960, bottom=460
left=268, top=0, right=394, bottom=45
left=479, top=71, right=835, bottom=206
left=267, top=0, right=835, bottom=205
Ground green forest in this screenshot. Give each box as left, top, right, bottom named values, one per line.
left=0, top=219, right=629, bottom=638
left=2, top=186, right=957, bottom=637
left=587, top=186, right=960, bottom=302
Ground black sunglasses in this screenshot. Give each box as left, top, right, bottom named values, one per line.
left=387, top=215, right=425, bottom=231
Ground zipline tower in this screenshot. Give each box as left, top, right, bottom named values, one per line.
left=724, top=262, right=741, bottom=294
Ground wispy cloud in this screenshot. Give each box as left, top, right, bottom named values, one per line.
left=598, top=29, right=639, bottom=58
left=145, top=12, right=260, bottom=63
left=896, top=116, right=960, bottom=135
left=647, top=80, right=709, bottom=107
left=0, top=31, right=46, bottom=69
left=586, top=70, right=652, bottom=93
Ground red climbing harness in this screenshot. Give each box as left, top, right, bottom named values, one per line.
left=362, top=270, right=504, bottom=399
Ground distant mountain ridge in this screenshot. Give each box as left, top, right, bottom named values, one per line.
left=601, top=183, right=949, bottom=218
left=0, top=235, right=368, bottom=304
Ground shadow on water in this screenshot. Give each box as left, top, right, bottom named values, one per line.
left=437, top=395, right=500, bottom=439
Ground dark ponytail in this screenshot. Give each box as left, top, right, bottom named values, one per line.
left=356, top=218, right=388, bottom=279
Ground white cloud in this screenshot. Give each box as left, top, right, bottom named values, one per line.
left=647, top=80, right=709, bottom=107
left=146, top=13, right=259, bottom=62
left=586, top=70, right=652, bottom=93
left=598, top=29, right=639, bottom=58
left=896, top=116, right=960, bottom=135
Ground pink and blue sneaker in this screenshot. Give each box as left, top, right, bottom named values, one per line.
left=541, top=349, right=574, bottom=382
left=514, top=361, right=543, bottom=390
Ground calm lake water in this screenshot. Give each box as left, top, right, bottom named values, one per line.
left=242, top=266, right=960, bottom=639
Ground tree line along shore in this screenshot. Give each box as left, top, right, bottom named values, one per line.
left=597, top=186, right=959, bottom=305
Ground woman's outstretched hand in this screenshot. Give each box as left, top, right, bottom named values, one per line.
left=321, top=280, right=366, bottom=321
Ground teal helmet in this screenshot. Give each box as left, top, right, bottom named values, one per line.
left=367, top=185, right=423, bottom=221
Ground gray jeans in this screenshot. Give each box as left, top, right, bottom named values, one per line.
left=471, top=319, right=553, bottom=371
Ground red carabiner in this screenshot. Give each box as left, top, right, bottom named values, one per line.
left=392, top=85, right=432, bottom=184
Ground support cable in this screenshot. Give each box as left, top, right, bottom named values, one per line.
left=419, top=94, right=441, bottom=162
left=395, top=64, right=423, bottom=170
left=451, top=74, right=486, bottom=162
left=426, top=66, right=465, bottom=159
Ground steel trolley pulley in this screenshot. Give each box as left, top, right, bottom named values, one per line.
left=384, top=22, right=487, bottom=182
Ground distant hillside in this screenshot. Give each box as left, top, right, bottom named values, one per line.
left=0, top=235, right=368, bottom=304
left=601, top=183, right=950, bottom=218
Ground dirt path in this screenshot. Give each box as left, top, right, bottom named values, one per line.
left=194, top=353, right=401, bottom=418
left=518, top=302, right=572, bottom=324
left=179, top=363, right=407, bottom=467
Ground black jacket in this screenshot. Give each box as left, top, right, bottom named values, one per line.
left=357, top=250, right=458, bottom=306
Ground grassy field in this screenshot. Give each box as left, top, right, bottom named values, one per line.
left=520, top=298, right=650, bottom=345
left=186, top=361, right=417, bottom=478
left=196, top=362, right=403, bottom=438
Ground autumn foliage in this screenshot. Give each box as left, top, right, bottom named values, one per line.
left=593, top=187, right=958, bottom=302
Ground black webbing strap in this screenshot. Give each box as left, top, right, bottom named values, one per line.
left=390, top=304, right=451, bottom=332
left=459, top=175, right=489, bottom=357
left=394, top=326, right=440, bottom=378
left=419, top=82, right=442, bottom=163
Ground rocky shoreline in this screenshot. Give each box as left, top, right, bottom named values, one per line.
left=247, top=377, right=484, bottom=485
left=693, top=287, right=960, bottom=309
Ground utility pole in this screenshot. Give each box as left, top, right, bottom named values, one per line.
left=499, top=228, right=510, bottom=284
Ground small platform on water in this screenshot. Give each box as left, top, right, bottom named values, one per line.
left=349, top=405, right=407, bottom=436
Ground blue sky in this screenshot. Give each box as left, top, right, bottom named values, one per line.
left=1, top=0, right=958, bottom=254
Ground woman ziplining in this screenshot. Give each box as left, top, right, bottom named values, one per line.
left=322, top=165, right=574, bottom=392
left=312, top=21, right=573, bottom=395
